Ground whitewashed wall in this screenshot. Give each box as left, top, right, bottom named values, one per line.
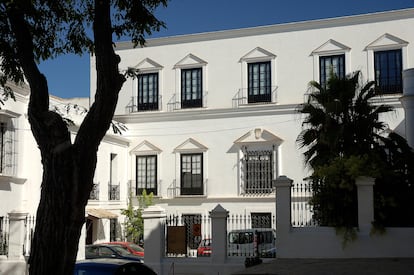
left=89, top=9, right=414, bottom=218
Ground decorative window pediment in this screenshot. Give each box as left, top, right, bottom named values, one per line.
left=234, top=128, right=283, bottom=145
left=130, top=140, right=162, bottom=155
left=0, top=109, right=20, bottom=118
left=240, top=47, right=276, bottom=63
left=174, top=54, right=207, bottom=69
left=365, top=33, right=408, bottom=51
left=174, top=138, right=208, bottom=153
left=133, top=58, right=163, bottom=73
left=312, top=39, right=351, bottom=56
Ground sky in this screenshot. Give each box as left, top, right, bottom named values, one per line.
left=38, top=0, right=414, bottom=99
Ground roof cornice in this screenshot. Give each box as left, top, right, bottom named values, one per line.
left=114, top=104, right=299, bottom=124
left=115, top=8, right=414, bottom=51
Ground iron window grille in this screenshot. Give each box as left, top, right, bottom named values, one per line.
left=374, top=49, right=402, bottom=94
left=243, top=149, right=274, bottom=194
left=251, top=213, right=272, bottom=228
left=182, top=214, right=202, bottom=249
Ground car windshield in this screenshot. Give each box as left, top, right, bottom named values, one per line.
left=110, top=245, right=132, bottom=256
left=128, top=243, right=144, bottom=252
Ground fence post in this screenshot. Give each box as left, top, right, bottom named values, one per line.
left=210, top=204, right=228, bottom=264
left=356, top=176, right=375, bottom=233
left=7, top=210, right=28, bottom=260
left=142, top=205, right=166, bottom=274
left=274, top=176, right=293, bottom=257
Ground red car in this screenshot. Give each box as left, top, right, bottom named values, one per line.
left=197, top=239, right=211, bottom=257
left=103, top=242, right=144, bottom=257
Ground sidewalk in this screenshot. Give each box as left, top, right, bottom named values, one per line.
left=233, top=258, right=414, bottom=275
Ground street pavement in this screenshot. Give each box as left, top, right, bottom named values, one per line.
left=233, top=258, right=414, bottom=275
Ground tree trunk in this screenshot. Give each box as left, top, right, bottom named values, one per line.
left=7, top=1, right=125, bottom=274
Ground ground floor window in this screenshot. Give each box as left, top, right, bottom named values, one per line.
left=136, top=155, right=157, bottom=195
left=181, top=153, right=203, bottom=195
left=243, top=149, right=274, bottom=194
left=251, top=212, right=272, bottom=228
left=182, top=214, right=202, bottom=249
left=110, top=219, right=117, bottom=242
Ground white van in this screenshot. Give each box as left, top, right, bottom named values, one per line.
left=227, top=228, right=276, bottom=257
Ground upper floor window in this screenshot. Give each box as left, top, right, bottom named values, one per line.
left=0, top=123, right=7, bottom=174
left=248, top=61, right=271, bottom=103
left=136, top=155, right=157, bottom=196
left=319, top=54, right=345, bottom=89
left=173, top=54, right=207, bottom=111
left=312, top=40, right=350, bottom=93
left=138, top=72, right=159, bottom=111
left=0, top=115, right=17, bottom=176
left=366, top=33, right=408, bottom=95
left=374, top=49, right=402, bottom=94
left=109, top=153, right=119, bottom=200
left=181, top=153, right=203, bottom=195
left=181, top=68, right=202, bottom=108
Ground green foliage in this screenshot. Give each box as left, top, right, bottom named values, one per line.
left=0, top=0, right=168, bottom=102
left=335, top=226, right=357, bottom=248
left=121, top=189, right=153, bottom=244
left=298, top=71, right=414, bottom=234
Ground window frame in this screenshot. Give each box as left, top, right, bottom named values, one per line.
left=136, top=155, right=158, bottom=196
left=319, top=54, right=345, bottom=89
left=374, top=49, right=403, bottom=94
left=247, top=61, right=272, bottom=103
left=243, top=148, right=275, bottom=194
left=0, top=113, right=17, bottom=177
left=137, top=72, right=159, bottom=111
left=180, top=153, right=203, bottom=195
left=181, top=67, right=203, bottom=108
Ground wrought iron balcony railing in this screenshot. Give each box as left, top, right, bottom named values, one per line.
left=89, top=183, right=99, bottom=200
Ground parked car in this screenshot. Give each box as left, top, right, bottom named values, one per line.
left=227, top=228, right=276, bottom=257
left=197, top=238, right=211, bottom=257
left=103, top=242, right=144, bottom=257
left=74, top=259, right=156, bottom=275
left=85, top=244, right=143, bottom=262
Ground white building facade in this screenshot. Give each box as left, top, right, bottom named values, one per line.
left=2, top=9, right=414, bottom=266
left=89, top=8, right=414, bottom=238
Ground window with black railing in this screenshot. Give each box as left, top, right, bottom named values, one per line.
left=89, top=183, right=99, bottom=200
left=248, top=61, right=271, bottom=103
left=136, top=155, right=157, bottom=195
left=180, top=153, right=203, bottom=195
left=138, top=72, right=159, bottom=111
left=108, top=183, right=120, bottom=200
left=374, top=49, right=402, bottom=94
left=181, top=68, right=202, bottom=108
